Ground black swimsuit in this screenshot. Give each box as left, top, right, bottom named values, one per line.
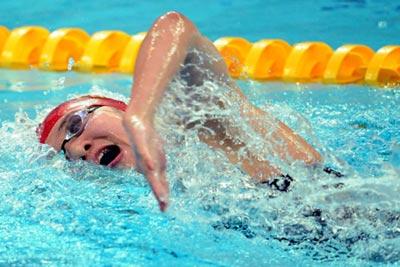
left=266, top=167, right=344, bottom=192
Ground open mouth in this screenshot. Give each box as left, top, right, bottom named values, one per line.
left=99, top=145, right=121, bottom=167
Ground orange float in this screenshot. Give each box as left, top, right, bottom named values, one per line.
left=283, top=42, right=333, bottom=82
left=214, top=37, right=252, bottom=78
left=0, top=26, right=9, bottom=52
left=323, top=45, right=374, bottom=84
left=39, top=28, right=90, bottom=71
left=0, top=26, right=49, bottom=68
left=365, top=46, right=400, bottom=85
left=244, top=39, right=291, bottom=80
left=75, top=30, right=130, bottom=72
left=118, top=32, right=147, bottom=74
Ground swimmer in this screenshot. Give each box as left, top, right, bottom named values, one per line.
left=37, top=12, right=322, bottom=211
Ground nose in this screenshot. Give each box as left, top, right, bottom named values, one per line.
left=64, top=138, right=92, bottom=161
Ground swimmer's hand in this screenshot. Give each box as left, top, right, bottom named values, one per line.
left=123, top=114, right=169, bottom=212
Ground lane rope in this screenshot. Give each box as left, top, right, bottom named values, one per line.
left=0, top=26, right=399, bottom=86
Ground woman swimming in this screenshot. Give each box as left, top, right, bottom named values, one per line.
left=37, top=12, right=322, bottom=211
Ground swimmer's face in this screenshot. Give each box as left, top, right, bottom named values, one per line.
left=45, top=106, right=136, bottom=169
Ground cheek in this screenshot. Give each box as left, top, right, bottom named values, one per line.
left=87, top=113, right=129, bottom=144
left=104, top=122, right=126, bottom=137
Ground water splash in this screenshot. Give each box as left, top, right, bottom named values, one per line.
left=0, top=61, right=399, bottom=265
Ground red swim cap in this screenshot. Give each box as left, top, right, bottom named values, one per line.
left=37, top=95, right=127, bottom=144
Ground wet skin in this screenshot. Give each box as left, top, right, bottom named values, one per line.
left=45, top=106, right=137, bottom=169
left=44, top=12, right=321, bottom=211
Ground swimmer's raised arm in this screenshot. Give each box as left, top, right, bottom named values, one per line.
left=123, top=12, right=205, bottom=211
left=127, top=12, right=229, bottom=118
left=124, top=11, right=245, bottom=211
left=123, top=11, right=321, bottom=211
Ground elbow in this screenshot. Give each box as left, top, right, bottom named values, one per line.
left=159, top=11, right=189, bottom=24
left=154, top=11, right=197, bottom=34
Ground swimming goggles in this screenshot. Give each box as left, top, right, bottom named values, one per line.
left=61, top=106, right=100, bottom=155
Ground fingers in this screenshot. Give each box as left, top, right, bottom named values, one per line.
left=122, top=115, right=169, bottom=211
left=135, top=144, right=169, bottom=211
left=133, top=143, right=169, bottom=211
left=147, top=170, right=169, bottom=211
left=145, top=146, right=169, bottom=211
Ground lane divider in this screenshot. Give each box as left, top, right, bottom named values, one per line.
left=39, top=28, right=90, bottom=71
left=1, top=26, right=49, bottom=68
left=118, top=32, right=147, bottom=74
left=0, top=26, right=9, bottom=52
left=283, top=42, right=333, bottom=82
left=244, top=39, right=291, bottom=80
left=214, top=37, right=252, bottom=78
left=75, top=30, right=130, bottom=72
left=323, top=45, right=374, bottom=84
left=0, top=26, right=399, bottom=86
left=365, top=46, right=400, bottom=85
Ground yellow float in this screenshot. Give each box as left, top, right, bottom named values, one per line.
left=283, top=42, right=333, bottom=82
left=0, top=26, right=9, bottom=52
left=118, top=32, right=147, bottom=74
left=365, top=46, right=400, bottom=85
left=214, top=37, right=252, bottom=78
left=39, top=28, right=90, bottom=71
left=243, top=39, right=291, bottom=80
left=75, top=30, right=130, bottom=72
left=323, top=45, right=374, bottom=84
left=1, top=26, right=49, bottom=68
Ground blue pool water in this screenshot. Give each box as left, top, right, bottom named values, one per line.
left=1, top=0, right=400, bottom=266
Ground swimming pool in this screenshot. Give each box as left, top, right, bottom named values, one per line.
left=1, top=0, right=400, bottom=266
